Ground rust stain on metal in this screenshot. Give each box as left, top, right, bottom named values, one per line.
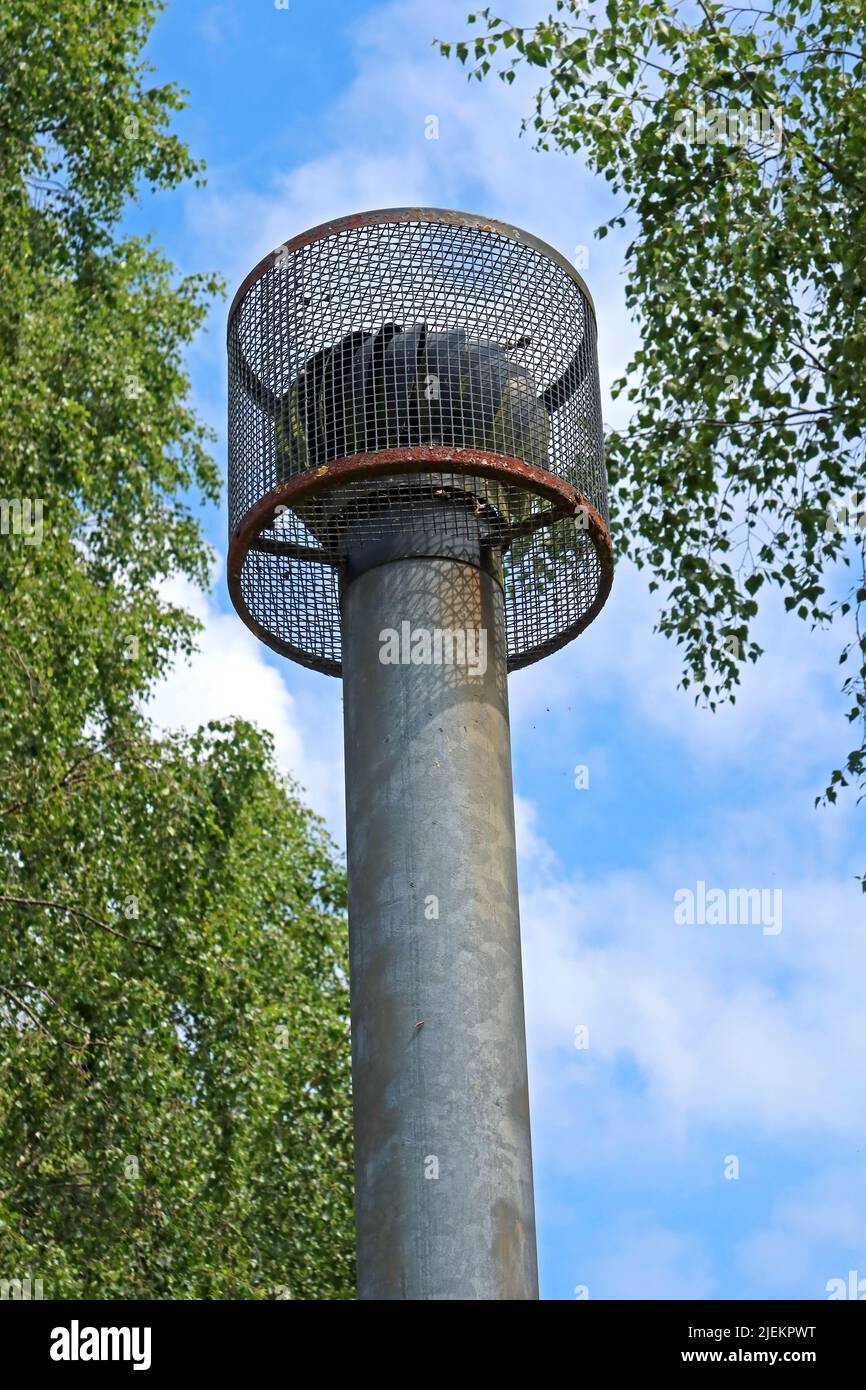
left=492, top=1198, right=533, bottom=1302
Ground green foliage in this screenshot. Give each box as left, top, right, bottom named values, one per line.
left=440, top=1, right=866, bottom=880
left=0, top=722, right=354, bottom=1300
left=0, top=0, right=354, bottom=1295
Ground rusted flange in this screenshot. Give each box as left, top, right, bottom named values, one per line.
left=228, top=446, right=613, bottom=676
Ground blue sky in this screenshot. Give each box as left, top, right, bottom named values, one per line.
left=137, top=0, right=865, bottom=1299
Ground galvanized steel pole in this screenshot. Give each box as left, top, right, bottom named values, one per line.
left=341, top=530, right=538, bottom=1300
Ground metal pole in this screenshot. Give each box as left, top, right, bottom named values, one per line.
left=340, top=519, right=538, bottom=1301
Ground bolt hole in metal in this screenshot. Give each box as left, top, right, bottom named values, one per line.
left=227, top=209, right=612, bottom=675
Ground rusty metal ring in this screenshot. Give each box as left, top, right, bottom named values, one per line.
left=228, top=446, right=613, bottom=676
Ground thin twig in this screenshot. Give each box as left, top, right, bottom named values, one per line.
left=0, top=983, right=52, bottom=1037
left=0, top=895, right=158, bottom=949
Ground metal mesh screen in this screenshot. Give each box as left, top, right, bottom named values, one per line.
left=227, top=208, right=611, bottom=674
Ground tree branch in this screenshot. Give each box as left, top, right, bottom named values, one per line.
left=0, top=895, right=158, bottom=949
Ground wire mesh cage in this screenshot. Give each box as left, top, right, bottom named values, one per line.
left=227, top=208, right=612, bottom=675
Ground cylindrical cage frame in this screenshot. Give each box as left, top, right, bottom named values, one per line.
left=227, top=207, right=613, bottom=675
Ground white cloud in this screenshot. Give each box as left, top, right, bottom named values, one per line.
left=519, top=848, right=866, bottom=1145
left=147, top=571, right=345, bottom=834
left=587, top=1223, right=718, bottom=1300
left=737, top=1167, right=866, bottom=1297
